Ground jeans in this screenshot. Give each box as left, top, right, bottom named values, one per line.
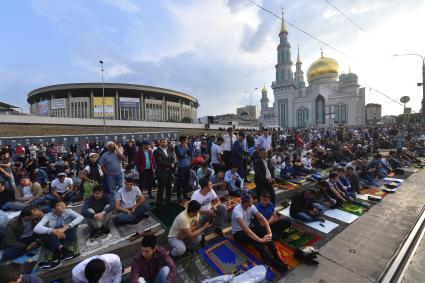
left=168, top=234, right=202, bottom=257
left=47, top=192, right=78, bottom=203
left=175, top=166, right=190, bottom=199
left=292, top=203, right=324, bottom=222
left=2, top=234, right=38, bottom=260
left=114, top=203, right=149, bottom=225
left=86, top=208, right=111, bottom=230
left=199, top=204, right=227, bottom=230
left=39, top=226, right=78, bottom=251
left=105, top=173, right=124, bottom=194
left=0, top=202, right=27, bottom=211
left=141, top=266, right=170, bottom=283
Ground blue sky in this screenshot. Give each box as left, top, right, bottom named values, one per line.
left=1, top=0, right=424, bottom=116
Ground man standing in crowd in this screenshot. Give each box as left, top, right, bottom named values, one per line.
left=257, top=129, right=272, bottom=155
left=254, top=148, right=276, bottom=205
left=81, top=185, right=114, bottom=238
left=130, top=235, right=177, bottom=283
left=114, top=177, right=149, bottom=225
left=48, top=172, right=78, bottom=203
left=222, top=127, right=236, bottom=170
left=210, top=137, right=224, bottom=174
left=168, top=200, right=210, bottom=257
left=72, top=253, right=122, bottom=283
left=175, top=136, right=191, bottom=202
left=34, top=200, right=84, bottom=268
left=231, top=193, right=288, bottom=273
left=135, top=141, right=156, bottom=200
left=2, top=206, right=43, bottom=261
left=231, top=131, right=246, bottom=179
left=191, top=178, right=226, bottom=237
left=100, top=141, right=126, bottom=194
left=153, top=138, right=173, bottom=207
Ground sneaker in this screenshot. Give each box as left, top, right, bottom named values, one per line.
left=89, top=229, right=101, bottom=239
left=38, top=260, right=60, bottom=270
left=100, top=226, right=111, bottom=235
left=60, top=247, right=79, bottom=262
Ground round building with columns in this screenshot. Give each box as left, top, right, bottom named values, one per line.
left=27, top=83, right=199, bottom=122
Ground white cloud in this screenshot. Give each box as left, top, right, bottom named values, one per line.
left=101, top=0, right=140, bottom=13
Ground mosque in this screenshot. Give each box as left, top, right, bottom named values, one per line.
left=259, top=12, right=366, bottom=128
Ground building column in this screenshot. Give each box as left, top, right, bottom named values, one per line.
left=67, top=92, right=72, bottom=117
left=49, top=95, right=54, bottom=117
left=162, top=96, right=166, bottom=122
left=179, top=99, right=183, bottom=122
left=115, top=91, right=119, bottom=120
left=140, top=92, right=144, bottom=120
left=89, top=91, right=94, bottom=118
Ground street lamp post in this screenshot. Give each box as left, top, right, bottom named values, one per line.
left=393, top=53, right=425, bottom=127
left=99, top=60, right=106, bottom=134
left=244, top=87, right=258, bottom=130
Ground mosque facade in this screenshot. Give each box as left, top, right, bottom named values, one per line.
left=259, top=12, right=366, bottom=128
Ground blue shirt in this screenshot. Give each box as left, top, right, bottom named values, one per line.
left=176, top=145, right=191, bottom=168
left=255, top=202, right=275, bottom=220
left=100, top=151, right=123, bottom=176
left=144, top=151, right=151, bottom=170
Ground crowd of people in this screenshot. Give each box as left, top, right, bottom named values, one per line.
left=0, top=124, right=424, bottom=282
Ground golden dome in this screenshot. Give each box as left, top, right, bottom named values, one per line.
left=262, top=85, right=267, bottom=93
left=307, top=55, right=339, bottom=82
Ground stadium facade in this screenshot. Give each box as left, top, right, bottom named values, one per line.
left=27, top=83, right=199, bottom=122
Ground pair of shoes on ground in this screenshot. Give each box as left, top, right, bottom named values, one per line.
left=89, top=226, right=111, bottom=239
left=39, top=247, right=80, bottom=270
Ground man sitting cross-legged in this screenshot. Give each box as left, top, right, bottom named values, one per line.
left=114, top=177, right=149, bottom=225
left=130, top=235, right=177, bottom=283
left=47, top=172, right=78, bottom=204
left=253, top=191, right=291, bottom=239
left=2, top=206, right=43, bottom=261
left=191, top=177, right=227, bottom=237
left=168, top=200, right=211, bottom=258
left=72, top=253, right=122, bottom=283
left=290, top=189, right=325, bottom=223
left=81, top=185, right=114, bottom=238
left=231, top=193, right=288, bottom=273
left=34, top=199, right=83, bottom=268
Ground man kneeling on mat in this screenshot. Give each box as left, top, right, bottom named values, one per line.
left=231, top=193, right=288, bottom=273
left=254, top=191, right=290, bottom=239
left=34, top=200, right=83, bottom=268
left=168, top=200, right=211, bottom=258
left=290, top=189, right=325, bottom=223
left=130, top=235, right=177, bottom=283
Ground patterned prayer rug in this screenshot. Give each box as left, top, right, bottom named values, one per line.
left=199, top=238, right=260, bottom=276
left=280, top=225, right=321, bottom=249
left=116, top=214, right=160, bottom=238
left=341, top=202, right=366, bottom=216
left=243, top=240, right=300, bottom=271
left=360, top=187, right=388, bottom=198
left=149, top=202, right=186, bottom=229
left=288, top=177, right=307, bottom=185
left=37, top=240, right=79, bottom=268
left=245, top=182, right=256, bottom=191
left=77, top=223, right=124, bottom=258
left=10, top=247, right=40, bottom=264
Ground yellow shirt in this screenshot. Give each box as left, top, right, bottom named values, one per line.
left=168, top=210, right=199, bottom=238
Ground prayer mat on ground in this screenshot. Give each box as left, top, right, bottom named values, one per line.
left=324, top=209, right=359, bottom=224
left=77, top=223, right=124, bottom=258
left=383, top=181, right=402, bottom=188
left=37, top=240, right=79, bottom=269
left=9, top=247, right=40, bottom=264
left=220, top=196, right=241, bottom=211
left=245, top=182, right=256, bottom=191
left=149, top=202, right=186, bottom=230
left=243, top=240, right=299, bottom=271
left=199, top=238, right=260, bottom=276
left=360, top=187, right=387, bottom=198
left=279, top=225, right=321, bottom=249
left=341, top=203, right=366, bottom=216
left=115, top=214, right=160, bottom=238
left=288, top=177, right=307, bottom=185
left=246, top=174, right=255, bottom=183
left=278, top=208, right=339, bottom=234
left=285, top=182, right=300, bottom=190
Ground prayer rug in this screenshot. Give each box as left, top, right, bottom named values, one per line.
left=77, top=223, right=123, bottom=258
left=245, top=182, right=256, bottom=191
left=285, top=182, right=300, bottom=190
left=149, top=202, right=186, bottom=229
left=278, top=208, right=339, bottom=234
left=243, top=240, right=300, bottom=271
left=288, top=177, right=307, bottom=185
left=360, top=187, right=387, bottom=198
left=279, top=225, right=321, bottom=249
left=383, top=180, right=402, bottom=188
left=37, top=240, right=79, bottom=268
left=10, top=248, right=40, bottom=264
left=199, top=238, right=260, bottom=276
left=341, top=203, right=366, bottom=216
left=115, top=214, right=160, bottom=238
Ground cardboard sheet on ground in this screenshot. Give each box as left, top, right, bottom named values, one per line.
left=324, top=209, right=359, bottom=224
left=278, top=208, right=339, bottom=234
left=383, top=177, right=404, bottom=183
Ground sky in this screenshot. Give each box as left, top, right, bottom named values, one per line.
left=0, top=0, right=424, bottom=117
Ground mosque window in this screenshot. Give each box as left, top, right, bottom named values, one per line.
left=334, top=105, right=340, bottom=123
left=316, top=95, right=325, bottom=124
left=341, top=105, right=347, bottom=123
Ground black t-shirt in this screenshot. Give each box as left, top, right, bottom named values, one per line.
left=0, top=187, right=15, bottom=205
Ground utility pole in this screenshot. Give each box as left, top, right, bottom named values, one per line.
left=99, top=60, right=105, bottom=134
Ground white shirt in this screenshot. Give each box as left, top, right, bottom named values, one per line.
left=191, top=188, right=218, bottom=211
left=51, top=177, right=73, bottom=194
left=271, top=155, right=281, bottom=170
left=72, top=254, right=122, bottom=283
left=223, top=133, right=237, bottom=152
left=301, top=157, right=312, bottom=169
left=256, top=135, right=272, bottom=151
left=210, top=143, right=223, bottom=165
left=116, top=186, right=142, bottom=209
left=231, top=203, right=258, bottom=234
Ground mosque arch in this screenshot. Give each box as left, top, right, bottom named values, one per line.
left=297, top=107, right=309, bottom=128
left=334, top=103, right=347, bottom=124
left=315, top=95, right=325, bottom=124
